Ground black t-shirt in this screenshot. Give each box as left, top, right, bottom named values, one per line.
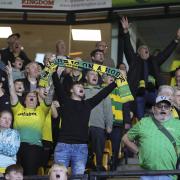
left=53, top=72, right=116, bottom=144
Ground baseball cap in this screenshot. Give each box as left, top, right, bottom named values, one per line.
left=155, top=96, right=171, bottom=105
left=8, top=33, right=20, bottom=39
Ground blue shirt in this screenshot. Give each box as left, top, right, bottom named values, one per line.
left=0, top=128, right=20, bottom=169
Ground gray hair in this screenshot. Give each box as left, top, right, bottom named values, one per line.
left=158, top=85, right=174, bottom=95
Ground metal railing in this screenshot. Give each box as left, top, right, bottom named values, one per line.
left=0, top=174, right=88, bottom=180
left=1, top=170, right=180, bottom=180
left=89, top=170, right=180, bottom=180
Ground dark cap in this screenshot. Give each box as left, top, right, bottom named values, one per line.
left=8, top=33, right=20, bottom=39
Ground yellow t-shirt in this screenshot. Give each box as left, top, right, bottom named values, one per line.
left=12, top=101, right=50, bottom=146
left=172, top=107, right=179, bottom=119
left=0, top=167, right=5, bottom=173
left=42, top=109, right=53, bottom=142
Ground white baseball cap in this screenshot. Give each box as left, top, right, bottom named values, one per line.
left=155, top=96, right=171, bottom=105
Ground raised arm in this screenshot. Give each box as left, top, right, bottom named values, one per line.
left=37, top=85, right=53, bottom=106
left=156, top=28, right=180, bottom=65
left=121, top=16, right=129, bottom=34
left=45, top=84, right=54, bottom=106
left=51, top=100, right=59, bottom=119
left=87, top=81, right=117, bottom=108
left=52, top=67, right=67, bottom=105
left=121, top=16, right=136, bottom=65
left=6, top=61, right=18, bottom=105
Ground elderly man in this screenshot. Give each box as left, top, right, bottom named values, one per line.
left=122, top=95, right=180, bottom=180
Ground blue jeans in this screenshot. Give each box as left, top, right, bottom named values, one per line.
left=140, top=175, right=172, bottom=180
left=54, top=143, right=88, bottom=175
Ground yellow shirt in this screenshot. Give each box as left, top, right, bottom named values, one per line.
left=12, top=101, right=50, bottom=146
left=42, top=109, right=53, bottom=142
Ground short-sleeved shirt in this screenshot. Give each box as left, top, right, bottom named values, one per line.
left=128, top=116, right=180, bottom=171
left=12, top=102, right=50, bottom=146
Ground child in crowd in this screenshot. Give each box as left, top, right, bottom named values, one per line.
left=49, top=164, right=68, bottom=180
left=4, top=164, right=23, bottom=180
left=12, top=57, right=25, bottom=81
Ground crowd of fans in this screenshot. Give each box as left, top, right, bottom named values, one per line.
left=0, top=16, right=180, bottom=180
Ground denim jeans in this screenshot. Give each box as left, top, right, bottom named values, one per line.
left=140, top=175, right=172, bottom=180
left=54, top=143, right=88, bottom=175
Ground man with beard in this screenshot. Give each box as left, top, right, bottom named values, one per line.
left=52, top=67, right=117, bottom=175
left=122, top=96, right=180, bottom=180
left=89, top=49, right=105, bottom=85
left=95, top=41, right=115, bottom=68
left=90, top=49, right=105, bottom=65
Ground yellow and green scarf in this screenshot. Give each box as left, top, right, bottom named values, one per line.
left=39, top=58, right=134, bottom=103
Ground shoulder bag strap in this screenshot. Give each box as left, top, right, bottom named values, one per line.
left=152, top=117, right=177, bottom=155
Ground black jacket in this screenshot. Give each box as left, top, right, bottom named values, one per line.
left=0, top=48, right=31, bottom=67
left=123, top=32, right=178, bottom=96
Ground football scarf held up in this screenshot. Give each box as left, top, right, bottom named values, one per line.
left=39, top=58, right=134, bottom=103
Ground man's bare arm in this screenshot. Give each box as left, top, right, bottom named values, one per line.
left=122, top=133, right=139, bottom=154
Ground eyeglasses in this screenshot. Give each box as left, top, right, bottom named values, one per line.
left=155, top=104, right=171, bottom=110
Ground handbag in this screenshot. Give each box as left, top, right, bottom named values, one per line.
left=152, top=118, right=180, bottom=169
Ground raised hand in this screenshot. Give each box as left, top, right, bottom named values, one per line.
left=6, top=61, right=18, bottom=105
left=57, top=66, right=65, bottom=77
left=121, top=16, right=129, bottom=33
left=5, top=61, right=13, bottom=75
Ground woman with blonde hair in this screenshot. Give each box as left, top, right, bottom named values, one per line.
left=6, top=61, right=51, bottom=175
